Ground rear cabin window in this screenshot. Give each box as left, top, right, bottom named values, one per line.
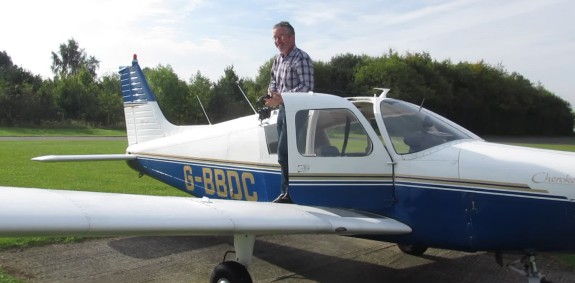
left=295, top=109, right=372, bottom=157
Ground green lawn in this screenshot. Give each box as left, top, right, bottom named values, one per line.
left=0, top=127, right=126, bottom=137
left=0, top=271, right=23, bottom=283
left=0, top=140, right=186, bottom=195
left=510, top=143, right=575, bottom=152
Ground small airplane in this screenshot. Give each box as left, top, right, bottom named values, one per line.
left=1, top=54, right=574, bottom=283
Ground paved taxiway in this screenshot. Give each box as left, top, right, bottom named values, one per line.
left=1, top=234, right=574, bottom=282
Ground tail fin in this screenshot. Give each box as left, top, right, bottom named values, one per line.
left=119, top=55, right=177, bottom=145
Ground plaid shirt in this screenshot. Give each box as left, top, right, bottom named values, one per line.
left=269, top=46, right=314, bottom=94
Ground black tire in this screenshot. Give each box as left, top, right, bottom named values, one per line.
left=210, top=261, right=253, bottom=283
left=397, top=244, right=428, bottom=256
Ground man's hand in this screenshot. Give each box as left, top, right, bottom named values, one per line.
left=265, top=91, right=283, bottom=107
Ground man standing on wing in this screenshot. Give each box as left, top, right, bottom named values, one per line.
left=266, top=21, right=314, bottom=203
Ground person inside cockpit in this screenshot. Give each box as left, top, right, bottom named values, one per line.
left=403, top=116, right=447, bottom=153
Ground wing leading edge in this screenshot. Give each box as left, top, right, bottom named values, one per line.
left=0, top=186, right=411, bottom=237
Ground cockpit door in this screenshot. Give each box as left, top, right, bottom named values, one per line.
left=283, top=93, right=395, bottom=211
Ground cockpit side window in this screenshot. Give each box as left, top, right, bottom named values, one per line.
left=295, top=109, right=372, bottom=157
left=380, top=99, right=471, bottom=154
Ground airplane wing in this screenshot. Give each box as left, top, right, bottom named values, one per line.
left=0, top=186, right=411, bottom=237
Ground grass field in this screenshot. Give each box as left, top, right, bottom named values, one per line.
left=0, top=271, right=20, bottom=283
left=0, top=127, right=125, bottom=137
left=0, top=134, right=574, bottom=281
left=0, top=140, right=187, bottom=195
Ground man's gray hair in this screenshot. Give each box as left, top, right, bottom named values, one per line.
left=273, top=21, right=295, bottom=35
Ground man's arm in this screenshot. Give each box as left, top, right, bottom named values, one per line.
left=266, top=57, right=282, bottom=107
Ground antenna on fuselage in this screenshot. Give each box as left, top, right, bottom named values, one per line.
left=418, top=98, right=426, bottom=112
left=374, top=87, right=390, bottom=98
left=236, top=81, right=257, bottom=115
left=195, top=95, right=212, bottom=125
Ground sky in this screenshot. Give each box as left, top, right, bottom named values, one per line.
left=2, top=0, right=574, bottom=107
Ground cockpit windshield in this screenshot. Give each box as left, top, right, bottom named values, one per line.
left=380, top=99, right=472, bottom=154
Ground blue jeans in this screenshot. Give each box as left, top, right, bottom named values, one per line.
left=277, top=105, right=288, bottom=194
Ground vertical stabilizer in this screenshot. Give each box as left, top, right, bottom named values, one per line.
left=119, top=55, right=177, bottom=145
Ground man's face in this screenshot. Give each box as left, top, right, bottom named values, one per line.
left=273, top=27, right=295, bottom=56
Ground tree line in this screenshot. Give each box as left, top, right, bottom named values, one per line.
left=1, top=39, right=573, bottom=136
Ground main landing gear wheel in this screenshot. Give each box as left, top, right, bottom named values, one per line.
left=397, top=244, right=428, bottom=256
left=210, top=261, right=253, bottom=283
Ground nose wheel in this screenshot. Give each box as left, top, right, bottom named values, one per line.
left=497, top=252, right=550, bottom=283
left=397, top=243, right=428, bottom=256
